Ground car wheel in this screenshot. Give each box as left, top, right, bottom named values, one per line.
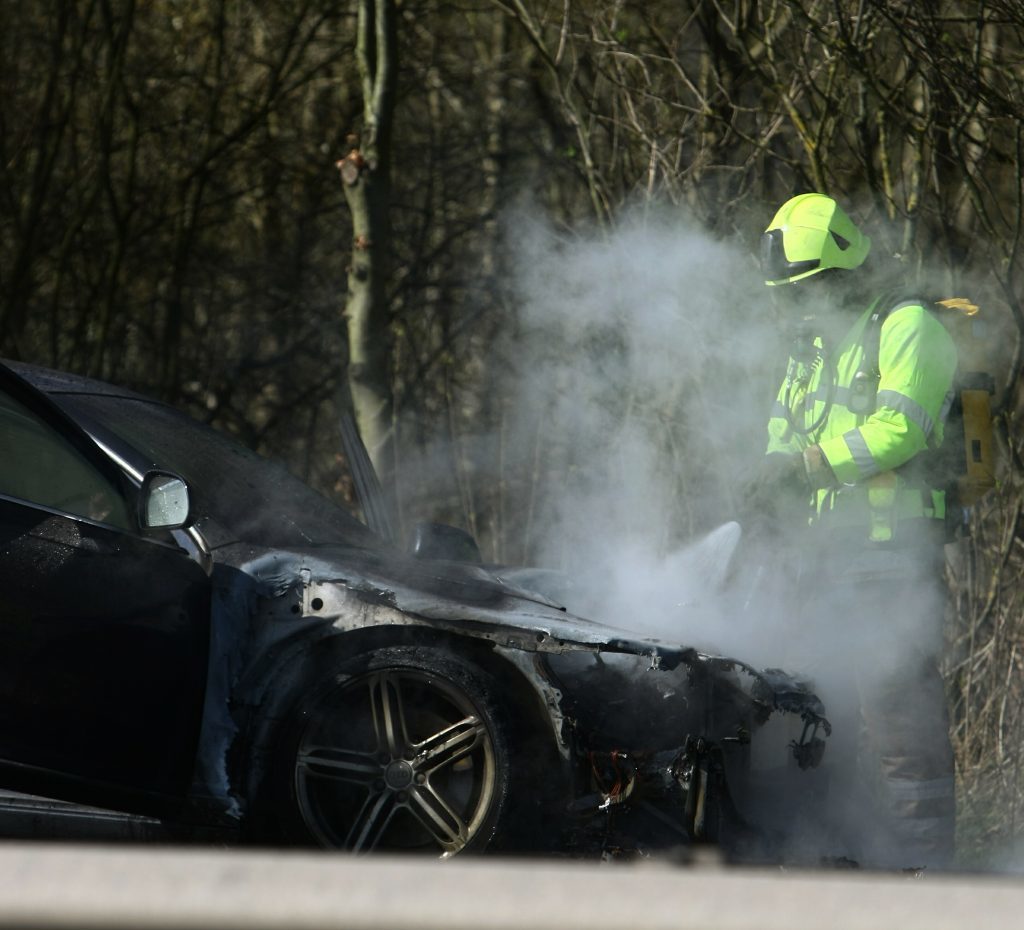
left=274, top=646, right=512, bottom=857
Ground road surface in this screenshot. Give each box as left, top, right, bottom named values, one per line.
left=0, top=842, right=1022, bottom=929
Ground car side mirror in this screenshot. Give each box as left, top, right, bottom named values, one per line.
left=407, top=521, right=482, bottom=563
left=139, top=471, right=192, bottom=530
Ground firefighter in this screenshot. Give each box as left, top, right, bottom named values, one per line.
left=749, top=192, right=957, bottom=868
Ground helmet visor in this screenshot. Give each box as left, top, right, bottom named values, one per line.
left=761, top=228, right=821, bottom=284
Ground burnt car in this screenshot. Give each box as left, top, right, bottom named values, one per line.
left=0, top=360, right=830, bottom=859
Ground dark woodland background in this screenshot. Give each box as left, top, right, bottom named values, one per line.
left=4, top=0, right=1024, bottom=864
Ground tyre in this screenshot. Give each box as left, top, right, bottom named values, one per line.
left=269, top=645, right=514, bottom=857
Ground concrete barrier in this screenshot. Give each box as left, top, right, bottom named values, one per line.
left=0, top=842, right=1021, bottom=930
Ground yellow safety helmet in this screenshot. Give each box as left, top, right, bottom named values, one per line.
left=761, top=193, right=871, bottom=286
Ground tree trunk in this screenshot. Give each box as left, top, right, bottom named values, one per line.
left=339, top=0, right=397, bottom=488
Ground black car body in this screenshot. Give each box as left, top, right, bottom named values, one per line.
left=0, top=360, right=830, bottom=858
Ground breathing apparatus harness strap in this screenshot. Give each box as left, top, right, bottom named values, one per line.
left=846, top=293, right=895, bottom=417
left=854, top=291, right=978, bottom=420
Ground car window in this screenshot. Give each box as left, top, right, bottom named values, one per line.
left=57, top=394, right=383, bottom=550
left=0, top=387, right=132, bottom=530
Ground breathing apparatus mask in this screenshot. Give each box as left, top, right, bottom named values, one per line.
left=770, top=270, right=847, bottom=357
left=774, top=288, right=823, bottom=358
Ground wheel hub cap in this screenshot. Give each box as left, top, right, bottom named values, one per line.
left=384, top=760, right=414, bottom=790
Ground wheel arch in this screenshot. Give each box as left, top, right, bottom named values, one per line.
left=233, top=622, right=573, bottom=833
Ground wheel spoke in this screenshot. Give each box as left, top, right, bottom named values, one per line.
left=407, top=783, right=470, bottom=853
left=297, top=746, right=380, bottom=787
left=347, top=789, right=398, bottom=853
left=414, top=715, right=484, bottom=775
left=368, top=671, right=409, bottom=758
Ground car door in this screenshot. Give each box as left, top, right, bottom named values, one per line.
left=0, top=366, right=211, bottom=810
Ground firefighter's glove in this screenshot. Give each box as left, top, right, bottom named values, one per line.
left=801, top=444, right=838, bottom=490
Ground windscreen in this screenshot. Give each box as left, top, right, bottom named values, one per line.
left=56, top=393, right=383, bottom=551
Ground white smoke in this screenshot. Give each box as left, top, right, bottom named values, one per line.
left=494, top=203, right=796, bottom=662
left=491, top=201, right=964, bottom=869
left=492, top=204, right=964, bottom=667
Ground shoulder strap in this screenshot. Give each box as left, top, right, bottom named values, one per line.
left=861, top=290, right=933, bottom=376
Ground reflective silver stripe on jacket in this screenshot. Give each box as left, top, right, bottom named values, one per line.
left=938, top=388, right=955, bottom=426
left=774, top=386, right=935, bottom=433
left=877, top=389, right=936, bottom=438
left=842, top=428, right=880, bottom=478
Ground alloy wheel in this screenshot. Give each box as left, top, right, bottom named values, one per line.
left=293, top=667, right=498, bottom=856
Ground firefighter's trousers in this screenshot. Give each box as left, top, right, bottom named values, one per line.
left=805, top=523, right=956, bottom=868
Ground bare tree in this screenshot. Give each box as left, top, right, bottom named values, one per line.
left=338, top=0, right=397, bottom=485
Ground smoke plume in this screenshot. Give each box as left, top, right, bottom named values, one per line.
left=495, top=203, right=792, bottom=660
left=491, top=201, right=965, bottom=868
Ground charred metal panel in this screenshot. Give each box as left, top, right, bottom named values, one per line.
left=183, top=542, right=830, bottom=853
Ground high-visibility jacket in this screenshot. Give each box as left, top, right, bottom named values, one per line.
left=767, top=297, right=958, bottom=539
